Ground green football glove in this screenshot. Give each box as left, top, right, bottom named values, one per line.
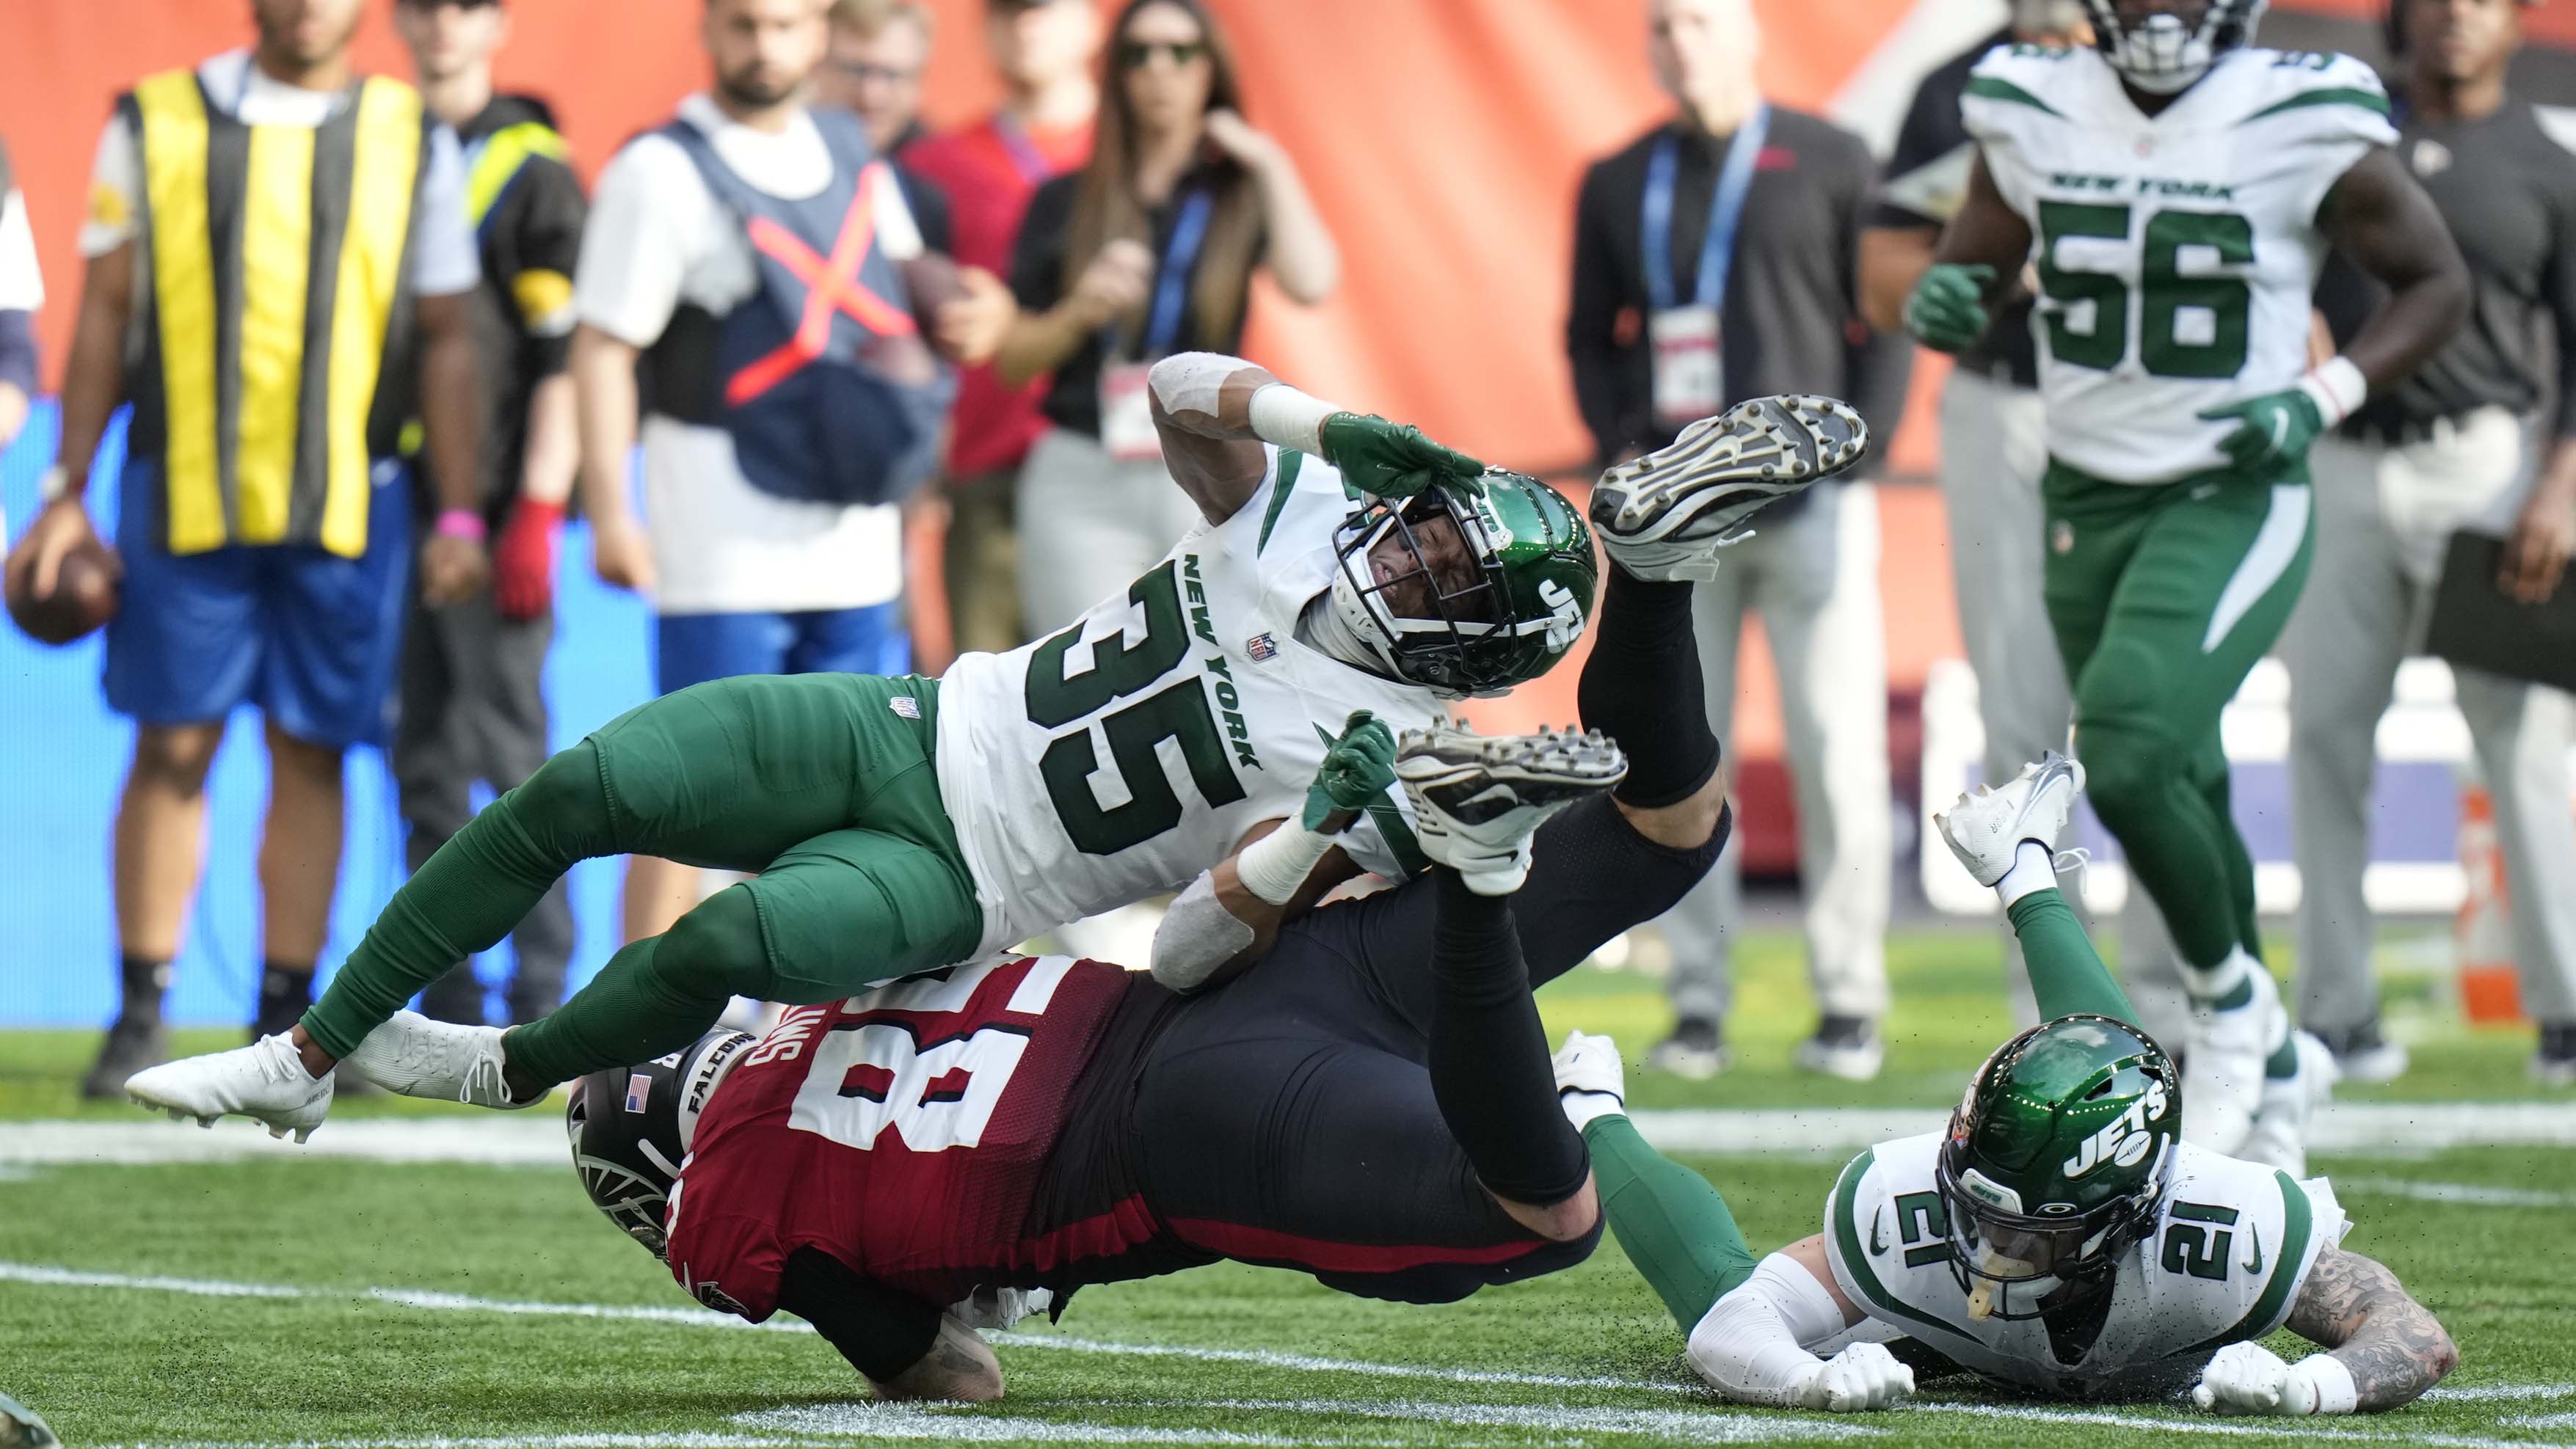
left=1904, top=263, right=1995, bottom=354
left=1303, top=709, right=1399, bottom=831
left=2197, top=389, right=2326, bottom=472
left=1317, top=412, right=1486, bottom=500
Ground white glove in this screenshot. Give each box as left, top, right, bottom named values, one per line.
left=948, top=1285, right=1052, bottom=1332
left=1790, top=1341, right=1915, bottom=1412
left=1551, top=1029, right=1626, bottom=1128
left=2193, top=1341, right=2358, bottom=1415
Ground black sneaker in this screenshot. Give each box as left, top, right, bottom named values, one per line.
left=1646, top=1016, right=1730, bottom=1080
left=1795, top=1014, right=1885, bottom=1082
left=2314, top=1018, right=2409, bottom=1086
left=2536, top=1023, right=2576, bottom=1089
left=79, top=1015, right=168, bottom=1101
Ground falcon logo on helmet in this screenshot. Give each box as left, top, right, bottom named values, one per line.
left=566, top=1028, right=757, bottom=1261
left=2080, top=0, right=2268, bottom=94
left=1327, top=471, right=1598, bottom=699
left=1935, top=1015, right=2181, bottom=1321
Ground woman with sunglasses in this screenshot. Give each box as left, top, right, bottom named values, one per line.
left=997, top=0, right=1339, bottom=639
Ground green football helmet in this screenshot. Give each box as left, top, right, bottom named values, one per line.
left=1328, top=471, right=1598, bottom=698
left=1935, top=1015, right=2180, bottom=1321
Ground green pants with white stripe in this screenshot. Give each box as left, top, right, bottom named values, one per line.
left=2042, top=456, right=2314, bottom=973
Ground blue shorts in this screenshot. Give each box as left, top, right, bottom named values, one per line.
left=103, top=459, right=413, bottom=748
left=653, top=603, right=909, bottom=696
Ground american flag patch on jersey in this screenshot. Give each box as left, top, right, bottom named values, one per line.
left=1245, top=633, right=1278, bottom=662
left=889, top=696, right=921, bottom=719
left=625, top=1076, right=653, bottom=1113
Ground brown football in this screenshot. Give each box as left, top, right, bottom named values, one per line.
left=6, top=533, right=120, bottom=646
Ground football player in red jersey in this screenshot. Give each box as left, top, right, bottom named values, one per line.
left=561, top=399, right=1857, bottom=1400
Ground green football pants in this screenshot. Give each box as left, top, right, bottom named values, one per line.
left=301, top=673, right=986, bottom=1086
left=2043, top=457, right=2313, bottom=973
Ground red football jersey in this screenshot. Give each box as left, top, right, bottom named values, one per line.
left=665, top=955, right=1152, bottom=1319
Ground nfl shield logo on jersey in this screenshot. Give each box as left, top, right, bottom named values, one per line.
left=1246, top=632, right=1279, bottom=663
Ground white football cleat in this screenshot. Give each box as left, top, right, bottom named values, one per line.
left=342, top=1010, right=537, bottom=1109
left=2182, top=962, right=2289, bottom=1156
left=1589, top=394, right=1869, bottom=582
left=124, top=1032, right=334, bottom=1143
left=1397, top=723, right=1628, bottom=895
left=2237, top=1029, right=2337, bottom=1177
left=1935, top=752, right=2086, bottom=887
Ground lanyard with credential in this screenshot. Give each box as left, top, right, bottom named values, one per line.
left=993, top=114, right=1053, bottom=185
left=1124, top=189, right=1215, bottom=359
left=1641, top=103, right=1769, bottom=313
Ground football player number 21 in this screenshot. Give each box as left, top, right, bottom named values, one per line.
left=2037, top=202, right=2253, bottom=379
left=1025, top=562, right=1249, bottom=855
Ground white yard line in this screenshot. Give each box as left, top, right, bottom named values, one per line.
left=2338, top=1178, right=2576, bottom=1209
left=13, top=1101, right=2576, bottom=1168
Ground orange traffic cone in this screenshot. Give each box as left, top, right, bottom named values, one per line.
left=2456, top=781, right=2525, bottom=1024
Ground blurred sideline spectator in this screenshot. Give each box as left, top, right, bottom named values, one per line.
left=567, top=0, right=952, bottom=942
left=2291, top=0, right=2576, bottom=1087
left=821, top=0, right=953, bottom=253
left=1856, top=0, right=2192, bottom=1050
left=3, top=0, right=488, bottom=1095
left=0, top=136, right=35, bottom=468
left=1569, top=0, right=1907, bottom=1082
left=995, top=0, right=1336, bottom=637
left=905, top=0, right=1099, bottom=660
left=390, top=0, right=589, bottom=1027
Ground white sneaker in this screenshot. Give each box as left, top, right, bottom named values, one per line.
left=342, top=1009, right=536, bottom=1109
left=124, top=1032, right=334, bottom=1143
left=2182, top=962, right=2288, bottom=1156
left=1397, top=723, right=1629, bottom=895
left=2238, top=1030, right=2337, bottom=1177
left=1935, top=753, right=2086, bottom=886
left=1589, top=395, right=1870, bottom=582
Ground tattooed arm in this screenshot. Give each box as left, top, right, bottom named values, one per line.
left=2282, top=1246, right=2459, bottom=1411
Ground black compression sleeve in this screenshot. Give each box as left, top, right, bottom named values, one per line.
left=1426, top=871, right=1590, bottom=1207
left=1576, top=565, right=1721, bottom=808
left=772, top=1247, right=944, bottom=1384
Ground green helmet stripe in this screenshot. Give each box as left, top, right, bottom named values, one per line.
left=1830, top=1148, right=1980, bottom=1345
left=2180, top=1171, right=2315, bottom=1356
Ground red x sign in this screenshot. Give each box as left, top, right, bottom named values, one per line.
left=727, top=161, right=919, bottom=406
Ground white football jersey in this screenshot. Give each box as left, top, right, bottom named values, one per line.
left=936, top=448, right=1444, bottom=957
left=1822, top=1131, right=2349, bottom=1399
left=1962, top=45, right=2397, bottom=483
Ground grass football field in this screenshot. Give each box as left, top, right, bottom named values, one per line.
left=5, top=924, right=2572, bottom=1449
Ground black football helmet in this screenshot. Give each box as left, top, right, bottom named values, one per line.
left=566, top=1028, right=756, bottom=1261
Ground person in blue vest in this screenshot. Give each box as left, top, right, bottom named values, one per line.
left=568, top=0, right=961, bottom=943
left=390, top=0, right=589, bottom=1028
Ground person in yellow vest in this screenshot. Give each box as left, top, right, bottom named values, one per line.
left=7, top=0, right=489, bottom=1095
left=389, top=0, right=588, bottom=1030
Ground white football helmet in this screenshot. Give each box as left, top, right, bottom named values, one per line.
left=2080, top=0, right=2268, bottom=93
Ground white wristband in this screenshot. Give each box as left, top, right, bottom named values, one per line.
left=2294, top=1354, right=2361, bottom=1416
left=38, top=464, right=71, bottom=503
left=1248, top=382, right=1339, bottom=457
left=1558, top=1090, right=1626, bottom=1130
left=1235, top=820, right=1335, bottom=906
left=2297, top=355, right=2368, bottom=426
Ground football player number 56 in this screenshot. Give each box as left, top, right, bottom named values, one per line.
left=1025, top=563, right=1249, bottom=855
left=2038, top=202, right=2254, bottom=379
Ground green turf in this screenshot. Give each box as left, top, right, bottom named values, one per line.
left=4, top=925, right=2570, bottom=1448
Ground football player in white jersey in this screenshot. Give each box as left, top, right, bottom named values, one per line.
left=1899, top=0, right=2470, bottom=1158
left=1558, top=753, right=2457, bottom=1415
left=126, top=348, right=1869, bottom=1140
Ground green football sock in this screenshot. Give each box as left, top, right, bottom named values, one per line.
left=2009, top=886, right=2141, bottom=1027
left=1585, top=1113, right=1758, bottom=1332
left=302, top=745, right=616, bottom=1060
